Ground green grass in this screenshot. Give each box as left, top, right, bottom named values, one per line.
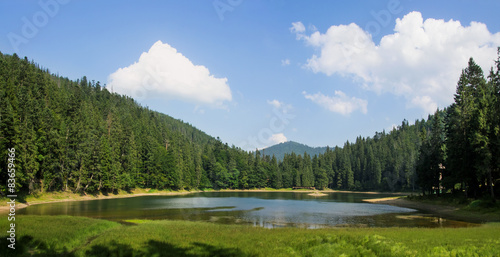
left=2, top=216, right=500, bottom=257
left=0, top=215, right=119, bottom=256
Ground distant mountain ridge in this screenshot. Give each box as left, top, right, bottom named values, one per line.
left=261, top=141, right=328, bottom=160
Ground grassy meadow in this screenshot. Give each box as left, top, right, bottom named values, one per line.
left=1, top=215, right=499, bottom=257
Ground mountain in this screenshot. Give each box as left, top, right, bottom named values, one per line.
left=261, top=141, right=328, bottom=160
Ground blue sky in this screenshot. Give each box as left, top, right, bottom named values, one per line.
left=1, top=0, right=500, bottom=150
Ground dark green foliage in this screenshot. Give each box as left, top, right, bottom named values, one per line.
left=0, top=52, right=243, bottom=194
left=417, top=110, right=446, bottom=195
left=267, top=121, right=425, bottom=192
left=0, top=52, right=429, bottom=194
left=1, top=50, right=498, bottom=196
left=443, top=54, right=500, bottom=199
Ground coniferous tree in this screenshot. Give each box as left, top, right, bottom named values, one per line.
left=1, top=51, right=497, bottom=198
left=447, top=58, right=485, bottom=197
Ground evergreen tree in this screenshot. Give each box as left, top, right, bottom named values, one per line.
left=447, top=58, right=485, bottom=197
left=0, top=51, right=497, bottom=198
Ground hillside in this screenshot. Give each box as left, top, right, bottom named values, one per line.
left=0, top=52, right=426, bottom=193
left=0, top=53, right=245, bottom=193
left=1, top=52, right=498, bottom=195
left=0, top=52, right=431, bottom=193
left=261, top=141, right=327, bottom=160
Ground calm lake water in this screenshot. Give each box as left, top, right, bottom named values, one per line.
left=18, top=192, right=475, bottom=228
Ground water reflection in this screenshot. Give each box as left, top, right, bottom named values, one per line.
left=17, top=192, right=477, bottom=228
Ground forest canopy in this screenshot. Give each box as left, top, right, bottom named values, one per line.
left=0, top=50, right=499, bottom=199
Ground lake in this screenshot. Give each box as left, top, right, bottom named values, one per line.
left=18, top=191, right=475, bottom=228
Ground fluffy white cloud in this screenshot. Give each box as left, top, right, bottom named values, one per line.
left=303, top=91, right=368, bottom=116
left=107, top=40, right=232, bottom=106
left=293, top=12, right=500, bottom=113
left=269, top=133, right=288, bottom=145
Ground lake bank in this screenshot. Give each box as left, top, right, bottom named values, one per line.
left=0, top=189, right=199, bottom=214
left=3, top=189, right=497, bottom=228
left=364, top=197, right=500, bottom=223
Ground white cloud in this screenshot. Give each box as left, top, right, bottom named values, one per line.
left=303, top=91, right=368, bottom=116
left=193, top=106, right=206, bottom=114
left=267, top=99, right=293, bottom=113
left=290, top=21, right=306, bottom=33
left=107, top=40, right=232, bottom=107
left=308, top=24, right=318, bottom=32
left=267, top=99, right=282, bottom=109
left=281, top=59, right=291, bottom=66
left=293, top=12, right=500, bottom=113
left=269, top=133, right=288, bottom=145
left=410, top=95, right=438, bottom=114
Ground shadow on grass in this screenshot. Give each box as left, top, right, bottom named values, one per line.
left=85, top=240, right=251, bottom=257
left=0, top=235, right=75, bottom=257
left=3, top=191, right=30, bottom=204
left=1, top=236, right=251, bottom=257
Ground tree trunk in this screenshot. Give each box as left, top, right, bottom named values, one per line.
left=75, top=164, right=83, bottom=192
left=83, top=174, right=93, bottom=194
left=488, top=168, right=495, bottom=202
left=29, top=179, right=34, bottom=195
left=75, top=176, right=81, bottom=192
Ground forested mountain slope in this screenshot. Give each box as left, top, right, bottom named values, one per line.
left=0, top=52, right=427, bottom=193
left=261, top=141, right=327, bottom=161
left=0, top=53, right=227, bottom=193
left=1, top=51, right=498, bottom=197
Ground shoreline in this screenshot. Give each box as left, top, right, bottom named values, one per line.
left=364, top=197, right=500, bottom=223
left=217, top=189, right=410, bottom=195
left=1, top=188, right=408, bottom=214
left=3, top=188, right=498, bottom=224
left=363, top=197, right=458, bottom=214
left=0, top=189, right=199, bottom=214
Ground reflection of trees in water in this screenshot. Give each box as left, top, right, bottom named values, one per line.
left=17, top=192, right=476, bottom=228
